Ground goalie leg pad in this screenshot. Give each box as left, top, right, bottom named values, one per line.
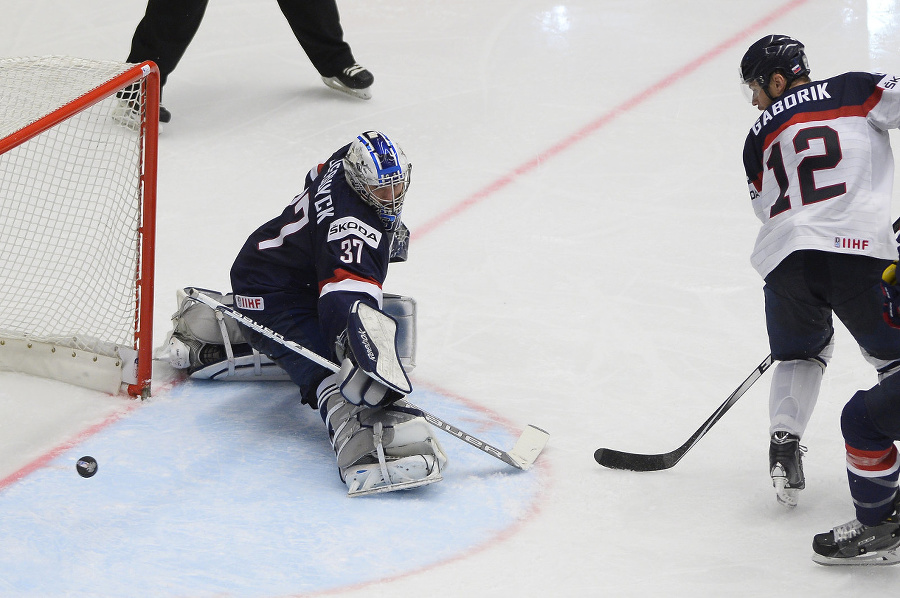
left=382, top=293, right=417, bottom=372
left=172, top=288, right=250, bottom=347
left=155, top=288, right=255, bottom=374
left=189, top=352, right=291, bottom=381
left=317, top=375, right=447, bottom=497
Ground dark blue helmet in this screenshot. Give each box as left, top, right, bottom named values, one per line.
left=740, top=35, right=810, bottom=88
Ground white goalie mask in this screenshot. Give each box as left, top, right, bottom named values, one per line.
left=342, top=131, right=411, bottom=232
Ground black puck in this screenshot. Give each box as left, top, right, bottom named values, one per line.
left=76, top=456, right=98, bottom=478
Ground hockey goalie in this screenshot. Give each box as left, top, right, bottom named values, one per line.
left=156, top=131, right=447, bottom=497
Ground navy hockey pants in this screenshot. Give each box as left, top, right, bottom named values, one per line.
left=236, top=300, right=332, bottom=407
left=763, top=250, right=900, bottom=367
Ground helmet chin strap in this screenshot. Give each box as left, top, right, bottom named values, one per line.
left=762, top=84, right=779, bottom=103
left=759, top=73, right=790, bottom=104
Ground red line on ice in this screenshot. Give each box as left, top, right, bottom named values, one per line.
left=0, top=404, right=138, bottom=491
left=411, top=0, right=810, bottom=240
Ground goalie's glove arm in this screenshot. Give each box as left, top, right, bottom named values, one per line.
left=317, top=289, right=381, bottom=358
left=315, top=266, right=385, bottom=354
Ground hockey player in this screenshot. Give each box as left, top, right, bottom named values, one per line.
left=739, top=35, right=900, bottom=508
left=160, top=131, right=447, bottom=496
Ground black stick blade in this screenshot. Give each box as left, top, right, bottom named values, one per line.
left=593, top=355, right=773, bottom=473
left=593, top=447, right=683, bottom=472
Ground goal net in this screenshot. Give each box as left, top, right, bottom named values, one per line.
left=0, top=56, right=159, bottom=397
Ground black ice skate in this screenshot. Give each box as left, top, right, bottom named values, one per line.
left=812, top=511, right=900, bottom=566
left=769, top=431, right=805, bottom=507
left=321, top=63, right=373, bottom=100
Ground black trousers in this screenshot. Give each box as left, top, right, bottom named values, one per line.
left=763, top=250, right=900, bottom=363
left=126, top=0, right=355, bottom=87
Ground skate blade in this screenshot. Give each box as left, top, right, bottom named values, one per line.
left=345, top=455, right=444, bottom=497
left=321, top=76, right=372, bottom=100
left=773, top=476, right=799, bottom=508
left=812, top=547, right=900, bottom=566
left=347, top=470, right=442, bottom=497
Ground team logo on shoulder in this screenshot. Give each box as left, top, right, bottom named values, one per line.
left=327, top=216, right=382, bottom=248
left=880, top=74, right=899, bottom=90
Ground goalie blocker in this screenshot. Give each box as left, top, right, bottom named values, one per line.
left=156, top=288, right=418, bottom=395
left=337, top=301, right=412, bottom=406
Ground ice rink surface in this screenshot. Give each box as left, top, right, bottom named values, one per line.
left=2, top=0, right=900, bottom=595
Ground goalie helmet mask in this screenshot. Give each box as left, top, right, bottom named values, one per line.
left=343, top=131, right=411, bottom=232
left=739, top=35, right=809, bottom=99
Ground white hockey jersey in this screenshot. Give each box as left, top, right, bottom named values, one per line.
left=743, top=72, right=900, bottom=277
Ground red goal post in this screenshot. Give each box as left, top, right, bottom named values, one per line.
left=0, top=57, right=159, bottom=397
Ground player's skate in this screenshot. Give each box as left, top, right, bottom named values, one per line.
left=812, top=503, right=900, bottom=566
left=770, top=431, right=805, bottom=507
left=317, top=376, right=447, bottom=497
left=321, top=63, right=373, bottom=100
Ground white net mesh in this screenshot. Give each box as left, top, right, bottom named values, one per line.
left=0, top=56, right=147, bottom=357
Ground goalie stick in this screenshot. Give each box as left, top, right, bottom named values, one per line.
left=594, top=354, right=773, bottom=471
left=186, top=289, right=549, bottom=471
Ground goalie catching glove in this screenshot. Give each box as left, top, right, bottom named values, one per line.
left=336, top=301, right=413, bottom=407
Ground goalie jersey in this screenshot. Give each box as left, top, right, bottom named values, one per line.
left=230, top=143, right=397, bottom=351
left=743, top=72, right=900, bottom=278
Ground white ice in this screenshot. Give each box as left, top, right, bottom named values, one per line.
left=2, top=0, right=900, bottom=596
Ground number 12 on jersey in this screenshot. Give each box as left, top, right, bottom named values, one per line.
left=766, top=125, right=847, bottom=219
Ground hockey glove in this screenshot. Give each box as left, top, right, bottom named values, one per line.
left=335, top=301, right=413, bottom=407
left=882, top=263, right=900, bottom=329
left=337, top=357, right=404, bottom=407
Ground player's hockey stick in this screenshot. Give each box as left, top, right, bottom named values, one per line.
left=186, top=289, right=549, bottom=471
left=595, top=216, right=896, bottom=472
left=594, top=354, right=773, bottom=471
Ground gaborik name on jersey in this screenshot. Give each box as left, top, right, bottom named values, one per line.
left=750, top=82, right=833, bottom=135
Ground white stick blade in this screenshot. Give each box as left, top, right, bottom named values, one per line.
left=508, top=425, right=550, bottom=470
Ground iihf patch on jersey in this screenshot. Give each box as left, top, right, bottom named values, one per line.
left=234, top=295, right=265, bottom=310
left=834, top=236, right=871, bottom=251
left=327, top=216, right=382, bottom=248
